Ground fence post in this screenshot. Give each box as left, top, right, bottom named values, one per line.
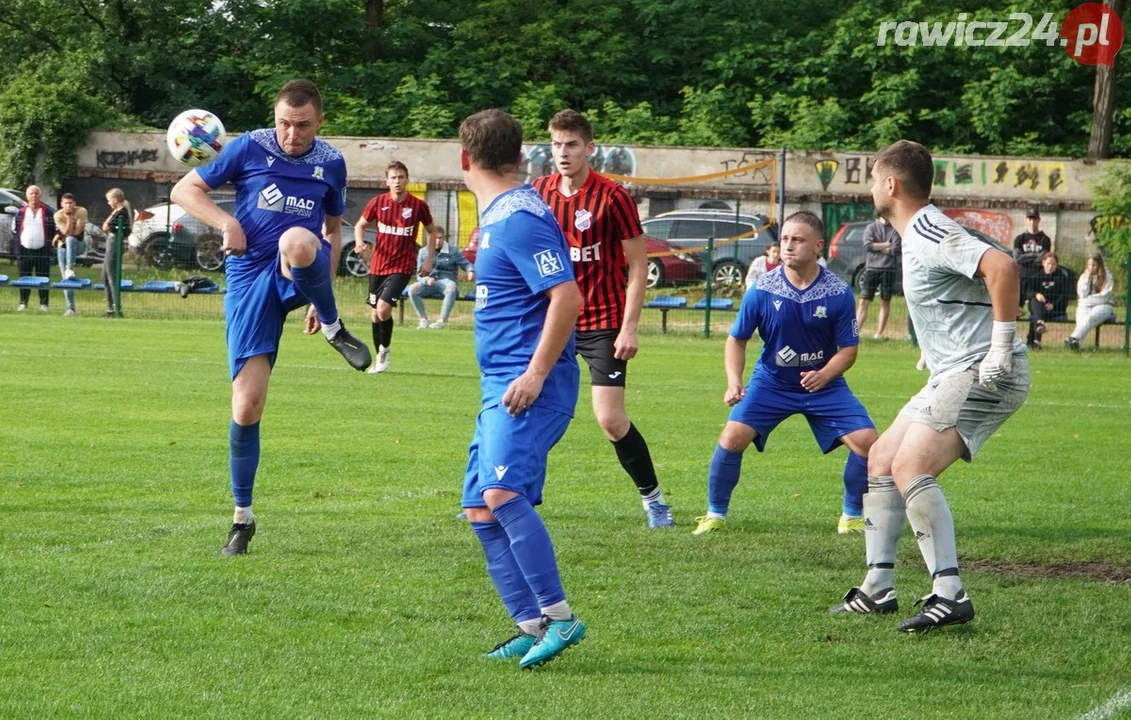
left=1124, top=252, right=1130, bottom=356
left=778, top=148, right=786, bottom=225
left=703, top=237, right=714, bottom=338
left=113, top=218, right=124, bottom=317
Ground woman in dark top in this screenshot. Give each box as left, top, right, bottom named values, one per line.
left=101, top=188, right=133, bottom=317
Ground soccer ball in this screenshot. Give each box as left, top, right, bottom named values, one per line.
left=166, top=109, right=226, bottom=167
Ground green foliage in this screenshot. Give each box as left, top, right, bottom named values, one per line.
left=1089, top=161, right=1131, bottom=260
left=0, top=56, right=118, bottom=186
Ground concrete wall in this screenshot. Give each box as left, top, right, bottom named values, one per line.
left=70, top=130, right=1114, bottom=262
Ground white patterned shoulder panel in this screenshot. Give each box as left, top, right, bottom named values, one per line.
left=249, top=128, right=343, bottom=166
left=480, top=187, right=549, bottom=226
left=756, top=266, right=849, bottom=303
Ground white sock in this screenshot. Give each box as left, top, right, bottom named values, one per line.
left=233, top=506, right=253, bottom=524
left=321, top=318, right=341, bottom=339
left=541, top=600, right=572, bottom=621
left=861, top=476, right=905, bottom=596
left=517, top=618, right=541, bottom=636
left=641, top=488, right=665, bottom=507
left=706, top=511, right=725, bottom=520
left=903, top=474, right=962, bottom=601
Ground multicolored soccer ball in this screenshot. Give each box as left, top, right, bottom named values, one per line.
left=166, top=109, right=227, bottom=167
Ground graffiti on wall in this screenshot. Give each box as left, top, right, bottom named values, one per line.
left=520, top=144, right=636, bottom=181
left=941, top=209, right=1014, bottom=245
left=96, top=149, right=160, bottom=169
left=814, top=156, right=1068, bottom=194
left=718, top=151, right=775, bottom=185
left=822, top=202, right=875, bottom=240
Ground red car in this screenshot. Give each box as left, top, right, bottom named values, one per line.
left=462, top=228, right=700, bottom=289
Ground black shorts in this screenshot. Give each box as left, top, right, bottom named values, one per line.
left=862, top=268, right=896, bottom=301
left=367, top=273, right=412, bottom=308
left=576, top=329, right=627, bottom=387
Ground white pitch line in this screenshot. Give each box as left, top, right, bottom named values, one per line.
left=1080, top=689, right=1131, bottom=720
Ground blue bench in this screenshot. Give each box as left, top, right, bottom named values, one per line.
left=646, top=296, right=688, bottom=334
left=0, top=274, right=8, bottom=285
left=12, top=276, right=50, bottom=287
left=692, top=298, right=734, bottom=310
left=94, top=280, right=135, bottom=291
left=52, top=278, right=94, bottom=289
left=139, top=280, right=178, bottom=293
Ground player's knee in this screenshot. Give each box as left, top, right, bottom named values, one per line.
left=718, top=425, right=753, bottom=453
left=594, top=407, right=629, bottom=439
left=407, top=283, right=421, bottom=297
left=279, top=227, right=319, bottom=264
left=231, top=393, right=265, bottom=425
left=464, top=507, right=496, bottom=523
left=482, top=488, right=519, bottom=509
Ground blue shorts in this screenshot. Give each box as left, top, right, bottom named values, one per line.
left=461, top=404, right=573, bottom=509
left=728, top=374, right=874, bottom=454
left=224, top=250, right=324, bottom=380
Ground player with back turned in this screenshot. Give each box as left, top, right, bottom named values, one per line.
left=532, top=110, right=672, bottom=529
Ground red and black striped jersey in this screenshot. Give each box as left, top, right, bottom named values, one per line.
left=532, top=171, right=643, bottom=331
left=361, top=192, right=433, bottom=275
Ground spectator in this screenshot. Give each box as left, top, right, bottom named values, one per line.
left=1012, top=207, right=1052, bottom=308
left=53, top=193, right=88, bottom=316
left=856, top=216, right=901, bottom=339
left=14, top=184, right=56, bottom=312
left=407, top=226, right=474, bottom=329
left=101, top=188, right=133, bottom=317
left=1066, top=253, right=1115, bottom=351
left=1024, top=251, right=1074, bottom=350
left=744, top=242, right=781, bottom=289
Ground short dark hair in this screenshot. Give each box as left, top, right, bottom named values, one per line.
left=783, top=211, right=824, bottom=238
left=276, top=79, right=323, bottom=115
left=460, top=109, right=523, bottom=174
left=548, top=109, right=593, bottom=143
left=386, top=161, right=409, bottom=177
left=61, top=193, right=75, bottom=202
left=873, top=140, right=933, bottom=200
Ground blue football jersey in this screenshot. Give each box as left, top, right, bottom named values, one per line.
left=473, top=186, right=579, bottom=416
left=731, top=266, right=858, bottom=392
left=196, top=129, right=347, bottom=290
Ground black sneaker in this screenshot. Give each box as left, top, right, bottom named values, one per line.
left=1065, top=337, right=1080, bottom=352
left=829, top=587, right=899, bottom=614
left=327, top=323, right=372, bottom=371
left=897, top=590, right=974, bottom=633
left=221, top=521, right=256, bottom=556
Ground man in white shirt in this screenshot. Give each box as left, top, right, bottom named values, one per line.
left=14, top=185, right=55, bottom=311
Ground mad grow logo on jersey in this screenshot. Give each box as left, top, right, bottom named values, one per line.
left=776, top=345, right=824, bottom=367
left=258, top=183, right=315, bottom=218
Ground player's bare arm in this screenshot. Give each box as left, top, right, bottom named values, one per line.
left=614, top=234, right=648, bottom=361
left=172, top=171, right=246, bottom=256
left=420, top=223, right=439, bottom=277
left=352, top=214, right=371, bottom=252
left=502, top=280, right=582, bottom=416
left=723, top=335, right=748, bottom=406
left=976, top=247, right=1021, bottom=386
left=800, top=345, right=858, bottom=393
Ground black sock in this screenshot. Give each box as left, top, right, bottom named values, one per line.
left=372, top=321, right=383, bottom=350
left=612, top=423, right=659, bottom=496
left=382, top=318, right=394, bottom=349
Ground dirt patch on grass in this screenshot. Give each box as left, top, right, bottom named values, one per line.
left=964, top=558, right=1131, bottom=583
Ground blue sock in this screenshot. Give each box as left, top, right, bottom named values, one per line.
left=491, top=496, right=566, bottom=608
left=707, top=445, right=744, bottom=515
left=842, top=451, right=868, bottom=517
left=290, top=251, right=338, bottom=325
left=470, top=520, right=540, bottom=624
left=229, top=421, right=260, bottom=508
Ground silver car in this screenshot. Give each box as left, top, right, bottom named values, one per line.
left=641, top=209, right=777, bottom=286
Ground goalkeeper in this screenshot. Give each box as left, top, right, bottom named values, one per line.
left=830, top=140, right=1030, bottom=633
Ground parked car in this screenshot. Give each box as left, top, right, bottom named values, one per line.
left=130, top=195, right=237, bottom=270
left=0, top=187, right=105, bottom=263
left=828, top=220, right=1010, bottom=295
left=462, top=227, right=698, bottom=288
left=640, top=209, right=777, bottom=286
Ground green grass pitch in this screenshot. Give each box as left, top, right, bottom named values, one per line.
left=1, top=316, right=1128, bottom=718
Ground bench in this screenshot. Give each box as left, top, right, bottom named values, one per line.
left=12, top=276, right=50, bottom=288
left=646, top=296, right=688, bottom=334
left=692, top=298, right=734, bottom=310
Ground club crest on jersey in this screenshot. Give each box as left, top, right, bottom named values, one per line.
left=534, top=249, right=565, bottom=278
left=312, top=166, right=325, bottom=180
left=475, top=284, right=488, bottom=309
left=574, top=209, right=592, bottom=232
left=401, top=207, right=413, bottom=219
left=814, top=305, right=827, bottom=319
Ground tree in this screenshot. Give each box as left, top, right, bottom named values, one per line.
left=1087, top=0, right=1126, bottom=162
